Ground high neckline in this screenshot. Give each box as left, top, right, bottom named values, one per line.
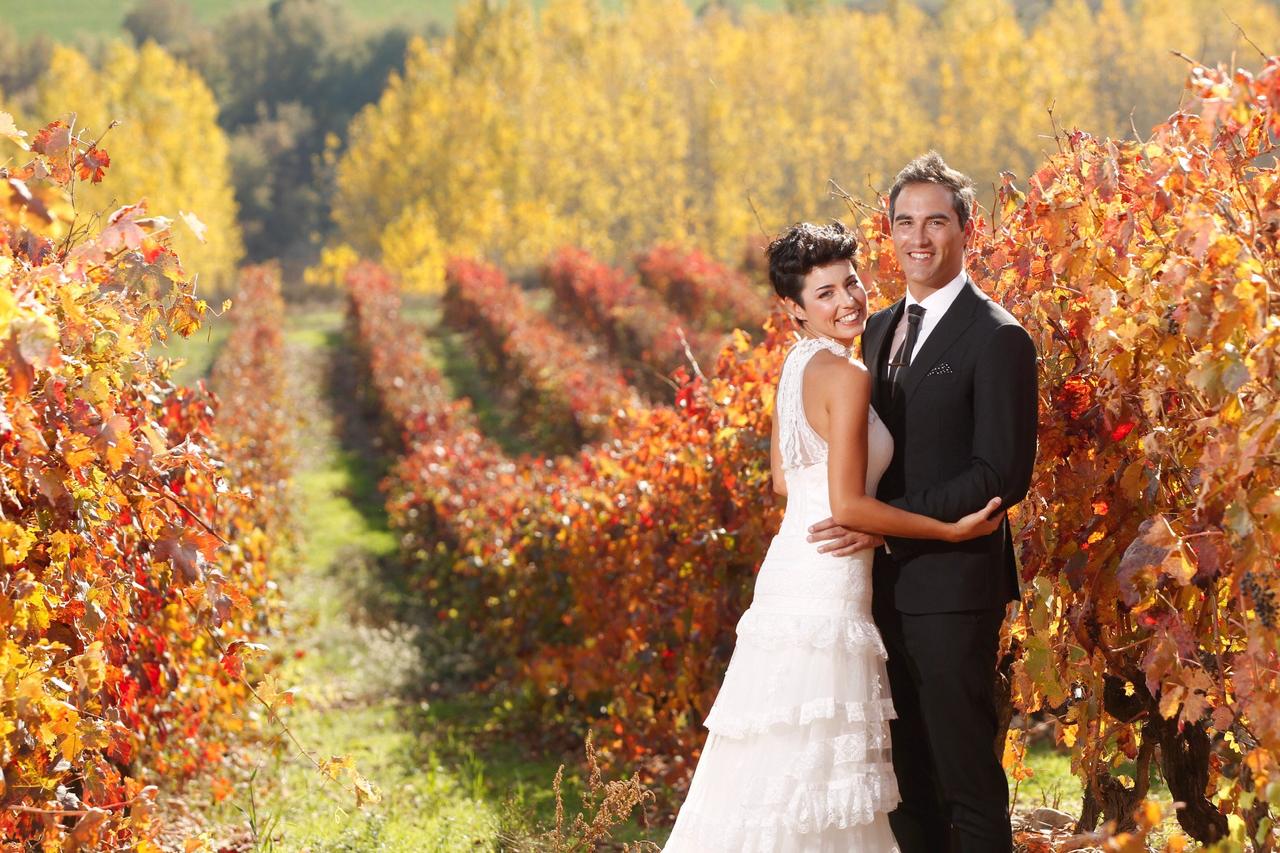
left=793, top=334, right=852, bottom=359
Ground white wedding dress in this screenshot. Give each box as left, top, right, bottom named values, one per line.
left=663, top=335, right=901, bottom=852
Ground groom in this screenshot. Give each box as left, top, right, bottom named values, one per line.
left=809, top=152, right=1038, bottom=852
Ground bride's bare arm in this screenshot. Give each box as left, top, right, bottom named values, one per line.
left=812, top=357, right=1000, bottom=542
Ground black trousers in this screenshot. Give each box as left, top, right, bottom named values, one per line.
left=872, top=601, right=1012, bottom=853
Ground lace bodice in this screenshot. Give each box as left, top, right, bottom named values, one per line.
left=777, top=336, right=845, bottom=470
left=776, top=335, right=886, bottom=472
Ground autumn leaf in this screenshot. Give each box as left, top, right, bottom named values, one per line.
left=253, top=673, right=296, bottom=717
left=219, top=640, right=268, bottom=681
left=153, top=524, right=221, bottom=584
left=7, top=176, right=52, bottom=224
left=179, top=210, right=208, bottom=243
left=93, top=414, right=135, bottom=472
left=31, top=120, right=71, bottom=157
left=72, top=642, right=107, bottom=695
left=98, top=216, right=146, bottom=254
left=74, top=146, right=110, bottom=183
left=167, top=298, right=206, bottom=338
left=209, top=776, right=233, bottom=803
left=353, top=772, right=382, bottom=806
left=318, top=754, right=355, bottom=782
left=0, top=112, right=29, bottom=150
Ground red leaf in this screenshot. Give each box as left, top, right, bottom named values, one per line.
left=220, top=647, right=244, bottom=680
left=74, top=146, right=110, bottom=183
left=1111, top=421, right=1135, bottom=441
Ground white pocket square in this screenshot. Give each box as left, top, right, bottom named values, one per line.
left=925, top=363, right=953, bottom=377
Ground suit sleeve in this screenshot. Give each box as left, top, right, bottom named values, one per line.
left=888, top=321, right=1038, bottom=526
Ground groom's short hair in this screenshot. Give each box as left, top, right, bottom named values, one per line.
left=765, top=221, right=857, bottom=304
left=889, top=151, right=977, bottom=228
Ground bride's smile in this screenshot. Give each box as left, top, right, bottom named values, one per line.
left=781, top=258, right=868, bottom=346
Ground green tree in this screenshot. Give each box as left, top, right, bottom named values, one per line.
left=122, top=0, right=200, bottom=51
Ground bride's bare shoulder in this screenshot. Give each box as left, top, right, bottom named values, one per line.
left=805, top=350, right=870, bottom=392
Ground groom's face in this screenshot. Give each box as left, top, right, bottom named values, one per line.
left=891, top=182, right=971, bottom=295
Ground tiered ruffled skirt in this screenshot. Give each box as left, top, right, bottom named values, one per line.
left=663, top=513, right=901, bottom=852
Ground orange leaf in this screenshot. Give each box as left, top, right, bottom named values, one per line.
left=74, top=146, right=110, bottom=183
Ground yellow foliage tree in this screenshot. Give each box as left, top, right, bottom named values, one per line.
left=330, top=0, right=1275, bottom=276
left=379, top=200, right=447, bottom=294
left=35, top=42, right=242, bottom=294
left=302, top=242, right=359, bottom=293
left=1023, top=0, right=1103, bottom=143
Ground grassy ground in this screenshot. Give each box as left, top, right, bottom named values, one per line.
left=1016, top=740, right=1085, bottom=815
left=1012, top=735, right=1185, bottom=847
left=181, top=304, right=660, bottom=850
left=213, top=305, right=505, bottom=849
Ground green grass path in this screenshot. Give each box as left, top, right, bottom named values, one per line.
left=197, top=307, right=496, bottom=850
left=200, top=306, right=658, bottom=851
left=230, top=307, right=504, bottom=849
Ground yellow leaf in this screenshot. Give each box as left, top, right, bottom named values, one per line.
left=353, top=773, right=382, bottom=806
left=318, top=755, right=355, bottom=781
left=73, top=641, right=107, bottom=694
left=0, top=522, right=38, bottom=564
left=1159, top=684, right=1185, bottom=720
left=0, top=112, right=29, bottom=150
left=63, top=433, right=97, bottom=470
left=49, top=530, right=77, bottom=561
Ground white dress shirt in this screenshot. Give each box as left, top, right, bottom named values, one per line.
left=880, top=271, right=968, bottom=555
left=887, top=270, right=968, bottom=366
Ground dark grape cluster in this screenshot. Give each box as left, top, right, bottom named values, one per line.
left=1198, top=648, right=1220, bottom=674
left=1242, top=570, right=1276, bottom=629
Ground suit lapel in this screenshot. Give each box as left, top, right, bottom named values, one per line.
left=902, top=278, right=984, bottom=403
left=864, top=299, right=903, bottom=381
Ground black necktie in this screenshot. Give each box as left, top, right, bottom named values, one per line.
left=887, top=304, right=925, bottom=387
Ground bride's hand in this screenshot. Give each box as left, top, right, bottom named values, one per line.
left=949, top=497, right=1004, bottom=541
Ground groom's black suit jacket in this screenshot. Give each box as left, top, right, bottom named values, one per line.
left=863, top=277, right=1038, bottom=614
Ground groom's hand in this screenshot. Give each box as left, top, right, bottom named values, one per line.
left=806, top=517, right=884, bottom=556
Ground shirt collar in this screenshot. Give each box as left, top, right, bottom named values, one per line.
left=904, top=269, right=967, bottom=316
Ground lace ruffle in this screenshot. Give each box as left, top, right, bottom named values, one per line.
left=666, top=766, right=901, bottom=852
left=705, top=695, right=896, bottom=737
left=755, top=767, right=900, bottom=832
left=735, top=608, right=888, bottom=656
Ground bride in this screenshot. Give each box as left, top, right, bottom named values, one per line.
left=662, top=222, right=1002, bottom=852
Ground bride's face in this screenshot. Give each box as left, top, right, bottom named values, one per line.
left=786, top=260, right=866, bottom=345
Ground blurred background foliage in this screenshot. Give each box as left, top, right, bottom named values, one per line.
left=3, top=0, right=1276, bottom=295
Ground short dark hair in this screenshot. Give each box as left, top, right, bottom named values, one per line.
left=888, top=151, right=977, bottom=228
left=765, top=221, right=857, bottom=305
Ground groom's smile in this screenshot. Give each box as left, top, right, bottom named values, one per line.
left=891, top=182, right=972, bottom=299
